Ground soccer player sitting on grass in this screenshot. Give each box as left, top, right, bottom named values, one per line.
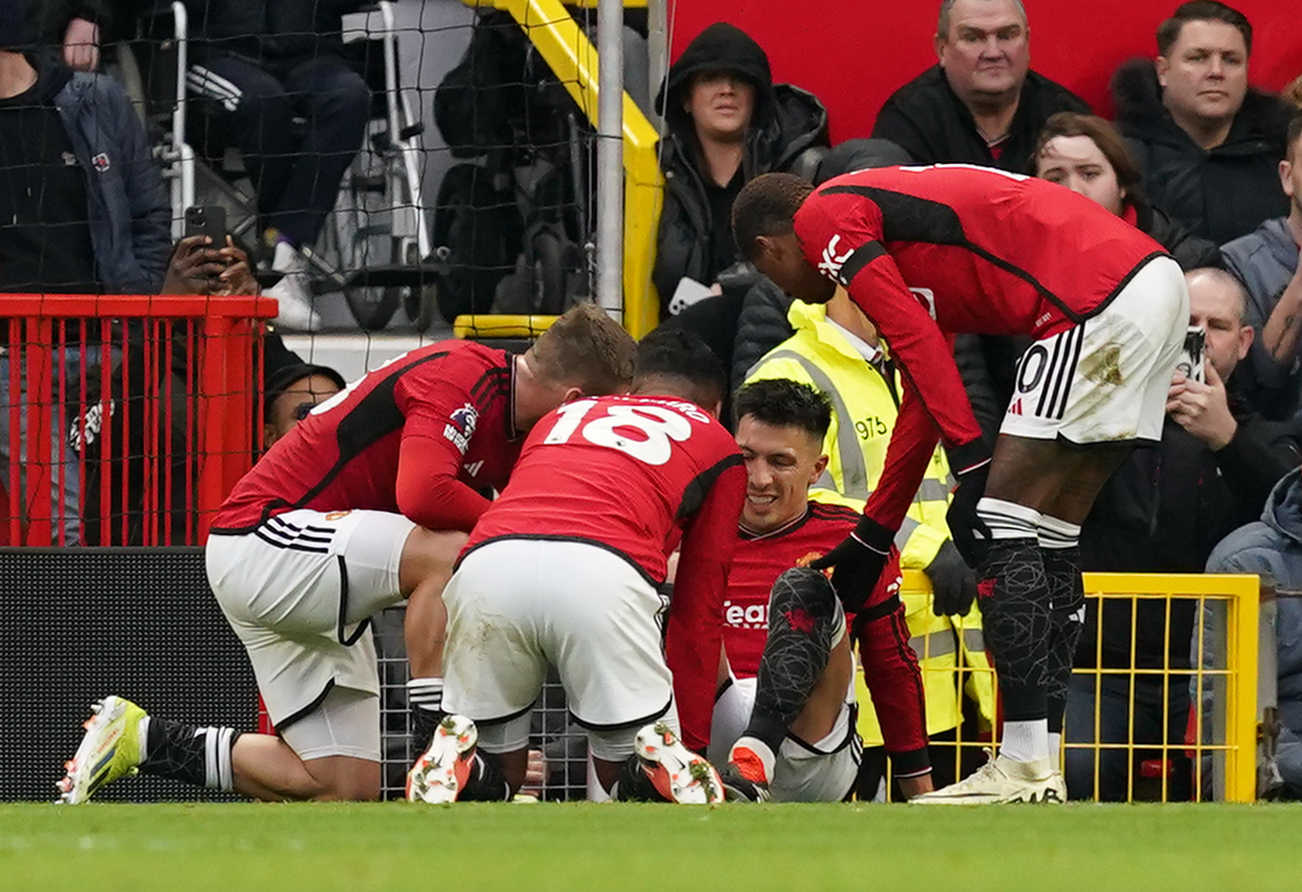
left=57, top=304, right=636, bottom=803
left=407, top=329, right=744, bottom=804
left=713, top=379, right=931, bottom=802
left=731, top=166, right=1189, bottom=804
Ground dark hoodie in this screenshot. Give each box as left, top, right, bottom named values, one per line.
left=0, top=54, right=96, bottom=293
left=653, top=23, right=828, bottom=314
left=1112, top=57, right=1292, bottom=246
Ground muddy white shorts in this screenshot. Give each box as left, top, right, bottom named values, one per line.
left=205, top=508, right=415, bottom=757
left=441, top=537, right=676, bottom=762
left=1001, top=255, right=1188, bottom=444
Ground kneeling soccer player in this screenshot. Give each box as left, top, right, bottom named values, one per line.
left=57, top=305, right=635, bottom=803
left=406, top=329, right=744, bottom=804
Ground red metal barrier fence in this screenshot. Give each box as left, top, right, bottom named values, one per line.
left=1, top=295, right=276, bottom=547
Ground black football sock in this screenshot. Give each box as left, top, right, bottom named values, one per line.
left=978, top=537, right=1050, bottom=725
left=139, top=717, right=241, bottom=791
left=1040, top=521, right=1084, bottom=736
left=744, top=568, right=841, bottom=756
left=457, top=752, right=511, bottom=801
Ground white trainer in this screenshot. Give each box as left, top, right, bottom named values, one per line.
left=633, top=721, right=725, bottom=805
left=406, top=714, right=478, bottom=804
left=265, top=241, right=321, bottom=332
left=911, top=751, right=1066, bottom=805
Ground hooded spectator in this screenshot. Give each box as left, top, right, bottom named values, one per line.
left=653, top=22, right=828, bottom=317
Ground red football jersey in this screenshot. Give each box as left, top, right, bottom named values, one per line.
left=723, top=499, right=927, bottom=756
left=464, top=393, right=746, bottom=752
left=213, top=340, right=520, bottom=534
left=794, top=164, right=1168, bottom=529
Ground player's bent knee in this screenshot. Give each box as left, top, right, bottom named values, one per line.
left=302, top=756, right=381, bottom=802
left=769, top=567, right=837, bottom=619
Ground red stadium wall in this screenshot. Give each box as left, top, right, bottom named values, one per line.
left=669, top=1, right=1302, bottom=144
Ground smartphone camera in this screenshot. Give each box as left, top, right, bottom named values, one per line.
left=1177, top=325, right=1205, bottom=384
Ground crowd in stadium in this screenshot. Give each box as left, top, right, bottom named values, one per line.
left=2, top=0, right=1299, bottom=804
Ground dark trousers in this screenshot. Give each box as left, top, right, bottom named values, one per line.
left=188, top=54, right=370, bottom=247
left=1064, top=672, right=1192, bottom=801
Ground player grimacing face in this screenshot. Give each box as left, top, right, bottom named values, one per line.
left=736, top=415, right=828, bottom=534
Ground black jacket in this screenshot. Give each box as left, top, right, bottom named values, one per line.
left=186, top=0, right=365, bottom=62
left=1112, top=57, right=1292, bottom=246
left=1078, top=386, right=1300, bottom=669
left=872, top=65, right=1089, bottom=173
left=654, top=23, right=828, bottom=314
left=1136, top=201, right=1222, bottom=272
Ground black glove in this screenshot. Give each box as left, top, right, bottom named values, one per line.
left=945, top=439, right=993, bottom=568
left=926, top=539, right=977, bottom=616
left=810, top=515, right=894, bottom=614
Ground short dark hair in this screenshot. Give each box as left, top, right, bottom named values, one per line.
left=733, top=379, right=832, bottom=441
left=1288, top=114, right=1302, bottom=160
left=1032, top=112, right=1146, bottom=211
left=632, top=327, right=727, bottom=409
left=531, top=303, right=637, bottom=396
left=732, top=172, right=815, bottom=260
left=1157, top=2, right=1252, bottom=57
left=937, top=0, right=1027, bottom=39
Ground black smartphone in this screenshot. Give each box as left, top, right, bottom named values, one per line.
left=184, top=205, right=227, bottom=244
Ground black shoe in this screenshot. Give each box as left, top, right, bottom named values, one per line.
left=719, top=761, right=771, bottom=803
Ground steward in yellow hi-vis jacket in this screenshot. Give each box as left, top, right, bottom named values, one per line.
left=744, top=294, right=995, bottom=779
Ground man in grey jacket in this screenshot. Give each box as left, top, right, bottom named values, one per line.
left=1221, top=115, right=1302, bottom=422
left=0, top=0, right=171, bottom=544
left=1207, top=469, right=1302, bottom=798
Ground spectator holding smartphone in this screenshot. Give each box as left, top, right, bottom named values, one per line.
left=1067, top=266, right=1300, bottom=800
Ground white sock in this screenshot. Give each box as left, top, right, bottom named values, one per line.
left=1000, top=719, right=1049, bottom=763
left=729, top=736, right=777, bottom=781
left=1048, top=732, right=1063, bottom=763
left=406, top=677, right=444, bottom=713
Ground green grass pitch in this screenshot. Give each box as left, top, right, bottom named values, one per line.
left=2, top=802, right=1298, bottom=891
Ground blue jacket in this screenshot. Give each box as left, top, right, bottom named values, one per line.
left=47, top=59, right=171, bottom=294
left=1207, top=471, right=1302, bottom=795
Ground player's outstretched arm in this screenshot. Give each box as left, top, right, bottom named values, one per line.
left=666, top=460, right=746, bottom=753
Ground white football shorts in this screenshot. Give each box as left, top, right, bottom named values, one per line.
left=709, top=671, right=861, bottom=803
left=441, top=537, right=676, bottom=762
left=1000, top=255, right=1189, bottom=444
left=205, top=507, right=416, bottom=759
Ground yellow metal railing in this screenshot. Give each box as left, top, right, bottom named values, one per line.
left=455, top=0, right=663, bottom=339
left=868, top=570, right=1260, bottom=803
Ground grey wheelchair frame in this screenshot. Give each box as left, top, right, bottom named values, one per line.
left=142, top=1, right=435, bottom=331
